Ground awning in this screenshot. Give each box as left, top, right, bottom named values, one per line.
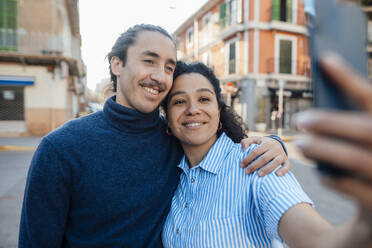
left=0, top=76, right=35, bottom=86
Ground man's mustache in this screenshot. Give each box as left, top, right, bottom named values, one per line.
left=140, top=81, right=167, bottom=92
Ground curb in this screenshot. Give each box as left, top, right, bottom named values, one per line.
left=0, top=145, right=36, bottom=151
left=281, top=136, right=297, bottom=142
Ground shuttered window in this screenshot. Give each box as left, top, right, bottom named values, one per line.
left=0, top=86, right=24, bottom=120
left=0, top=0, right=18, bottom=51
left=272, top=0, right=293, bottom=23
left=220, top=2, right=227, bottom=28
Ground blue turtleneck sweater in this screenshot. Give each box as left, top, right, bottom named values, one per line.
left=19, top=96, right=183, bottom=248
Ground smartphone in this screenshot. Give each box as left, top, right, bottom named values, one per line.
left=308, top=0, right=368, bottom=176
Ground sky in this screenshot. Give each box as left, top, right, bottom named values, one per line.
left=79, top=0, right=209, bottom=90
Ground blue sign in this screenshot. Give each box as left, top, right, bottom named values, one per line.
left=0, top=76, right=35, bottom=86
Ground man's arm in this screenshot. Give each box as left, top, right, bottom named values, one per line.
left=240, top=136, right=289, bottom=176
left=19, top=138, right=71, bottom=248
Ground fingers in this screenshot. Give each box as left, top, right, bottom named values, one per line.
left=320, top=53, right=372, bottom=111
left=322, top=177, right=372, bottom=210
left=296, top=135, right=372, bottom=180
left=240, top=141, right=270, bottom=168
left=276, top=159, right=290, bottom=177
left=241, top=136, right=262, bottom=151
left=295, top=110, right=372, bottom=147
left=244, top=150, right=287, bottom=176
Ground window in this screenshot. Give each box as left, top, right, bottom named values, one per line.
left=0, top=86, right=24, bottom=120
left=227, top=0, right=237, bottom=26
left=220, top=0, right=239, bottom=28
left=228, top=42, right=236, bottom=74
left=220, top=2, right=227, bottom=28
left=272, top=0, right=293, bottom=23
left=202, top=51, right=211, bottom=67
left=202, top=13, right=212, bottom=46
left=368, top=21, right=372, bottom=44
left=0, top=0, right=18, bottom=51
left=279, top=40, right=292, bottom=74
left=186, top=27, right=193, bottom=48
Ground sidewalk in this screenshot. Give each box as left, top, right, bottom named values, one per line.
left=249, top=130, right=314, bottom=166
left=0, top=136, right=41, bottom=151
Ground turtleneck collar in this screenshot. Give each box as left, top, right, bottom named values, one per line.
left=103, top=96, right=162, bottom=134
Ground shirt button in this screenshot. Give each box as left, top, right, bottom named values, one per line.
left=176, top=228, right=180, bottom=234
left=185, top=202, right=188, bottom=208
left=190, top=178, right=195, bottom=183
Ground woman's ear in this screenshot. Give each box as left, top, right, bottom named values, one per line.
left=110, top=56, right=122, bottom=76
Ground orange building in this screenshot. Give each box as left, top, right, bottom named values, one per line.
left=174, top=0, right=311, bottom=131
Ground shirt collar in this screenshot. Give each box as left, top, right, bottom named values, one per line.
left=177, top=133, right=235, bottom=175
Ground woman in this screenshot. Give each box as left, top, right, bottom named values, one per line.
left=161, top=61, right=371, bottom=247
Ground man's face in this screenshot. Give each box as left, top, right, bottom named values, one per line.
left=111, top=31, right=177, bottom=113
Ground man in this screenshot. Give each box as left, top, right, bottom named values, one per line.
left=19, top=24, right=288, bottom=247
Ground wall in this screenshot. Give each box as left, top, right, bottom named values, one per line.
left=0, top=63, right=69, bottom=135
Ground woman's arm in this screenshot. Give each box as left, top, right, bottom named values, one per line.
left=279, top=203, right=371, bottom=248
left=284, top=52, right=372, bottom=248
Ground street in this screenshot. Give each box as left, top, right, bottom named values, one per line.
left=0, top=139, right=357, bottom=247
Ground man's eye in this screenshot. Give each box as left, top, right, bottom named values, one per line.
left=144, top=60, right=153, bottom=64
left=200, top=97, right=210, bottom=102
left=166, top=66, right=174, bottom=73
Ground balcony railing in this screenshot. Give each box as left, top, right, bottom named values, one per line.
left=0, top=28, right=81, bottom=61
left=267, top=6, right=306, bottom=26
left=266, top=58, right=310, bottom=77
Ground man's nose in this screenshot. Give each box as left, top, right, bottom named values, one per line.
left=150, top=67, right=167, bottom=83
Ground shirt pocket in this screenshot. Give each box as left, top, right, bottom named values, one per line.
left=195, top=216, right=252, bottom=248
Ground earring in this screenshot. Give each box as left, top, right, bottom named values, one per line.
left=166, top=127, right=172, bottom=136
left=218, top=122, right=222, bottom=130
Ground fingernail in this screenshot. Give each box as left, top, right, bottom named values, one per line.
left=293, top=135, right=311, bottom=150
left=276, top=171, right=283, bottom=177
left=321, top=52, right=344, bottom=67
left=240, top=162, right=244, bottom=168
left=294, top=111, right=313, bottom=131
left=245, top=168, right=251, bottom=174
left=258, top=171, right=264, bottom=177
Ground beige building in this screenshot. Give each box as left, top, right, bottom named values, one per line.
left=0, top=0, right=86, bottom=136
left=174, top=0, right=311, bottom=131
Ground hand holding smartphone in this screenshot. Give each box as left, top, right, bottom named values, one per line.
left=308, top=0, right=369, bottom=176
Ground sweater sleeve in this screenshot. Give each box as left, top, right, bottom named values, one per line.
left=19, top=137, right=71, bottom=248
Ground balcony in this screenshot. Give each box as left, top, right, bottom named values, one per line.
left=266, top=58, right=310, bottom=77
left=0, top=28, right=84, bottom=76
left=268, top=6, right=307, bottom=26
left=0, top=28, right=64, bottom=56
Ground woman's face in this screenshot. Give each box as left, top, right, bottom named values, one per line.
left=167, top=73, right=220, bottom=149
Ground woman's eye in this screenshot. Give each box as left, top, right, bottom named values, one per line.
left=144, top=60, right=153, bottom=64
left=174, top=99, right=185, bottom=105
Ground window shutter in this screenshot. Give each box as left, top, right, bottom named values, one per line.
left=0, top=0, right=18, bottom=51
left=237, top=0, right=242, bottom=23
left=220, top=2, right=226, bottom=27
left=286, top=0, right=292, bottom=23
left=272, top=0, right=280, bottom=21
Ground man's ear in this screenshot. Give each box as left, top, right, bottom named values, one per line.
left=110, top=56, right=122, bottom=76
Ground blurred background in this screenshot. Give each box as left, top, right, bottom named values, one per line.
left=0, top=0, right=371, bottom=247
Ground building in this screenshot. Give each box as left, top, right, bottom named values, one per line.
left=0, top=0, right=86, bottom=136
left=361, top=1, right=372, bottom=78
left=174, top=0, right=311, bottom=131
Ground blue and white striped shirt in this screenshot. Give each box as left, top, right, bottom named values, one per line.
left=162, top=133, right=312, bottom=247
